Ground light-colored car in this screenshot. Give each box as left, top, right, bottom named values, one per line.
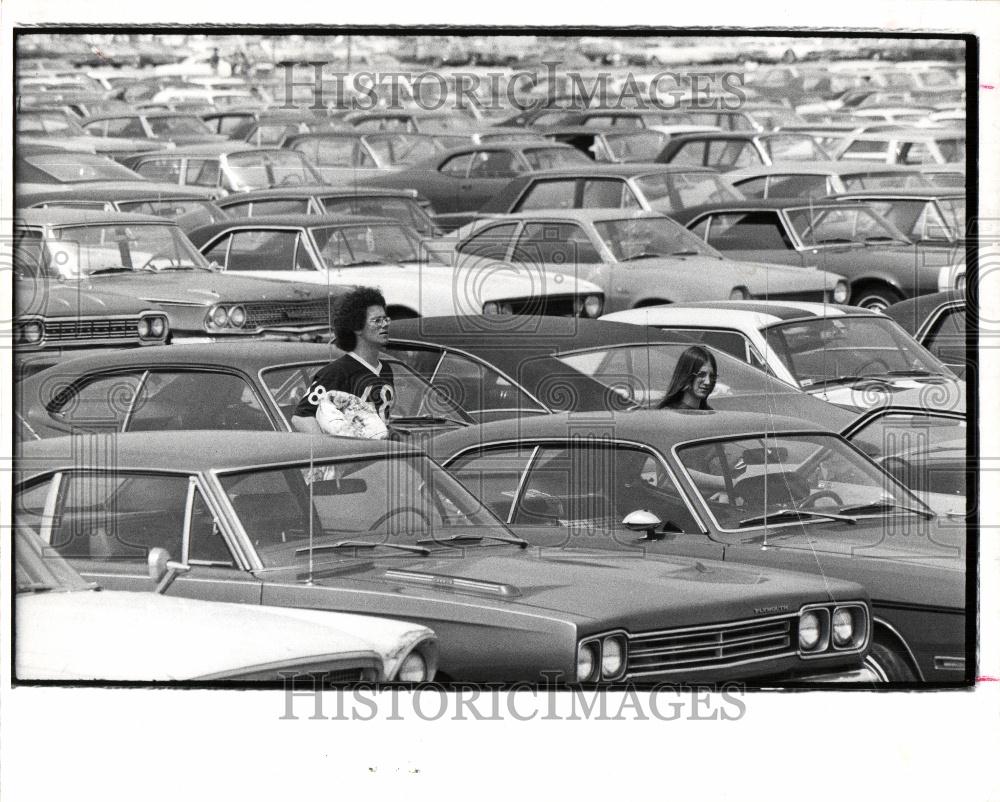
left=449, top=209, right=849, bottom=313
left=832, top=127, right=965, bottom=165
left=15, top=526, right=438, bottom=682
left=727, top=162, right=936, bottom=200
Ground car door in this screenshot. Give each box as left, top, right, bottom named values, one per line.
left=689, top=210, right=805, bottom=267
left=18, top=469, right=262, bottom=603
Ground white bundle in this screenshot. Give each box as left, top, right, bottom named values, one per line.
left=315, top=390, right=388, bottom=439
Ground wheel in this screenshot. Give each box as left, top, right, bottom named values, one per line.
left=865, top=640, right=917, bottom=681
left=850, top=285, right=903, bottom=313
left=368, top=507, right=430, bottom=533
left=801, top=490, right=844, bottom=508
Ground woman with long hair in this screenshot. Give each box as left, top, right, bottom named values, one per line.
left=658, top=346, right=718, bottom=410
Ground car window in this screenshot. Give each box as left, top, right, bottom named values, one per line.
left=520, top=147, right=590, bottom=170
left=467, top=150, right=525, bottom=179
left=898, top=141, right=931, bottom=165
left=47, top=373, right=145, bottom=431
left=249, top=199, right=311, bottom=216
left=935, top=139, right=964, bottom=163
left=456, top=222, right=519, bottom=258
left=118, top=199, right=227, bottom=230
left=764, top=135, right=827, bottom=161
left=445, top=446, right=536, bottom=521
left=582, top=179, right=640, bottom=209
left=841, top=139, right=889, bottom=160
left=515, top=179, right=577, bottom=210
left=439, top=152, right=473, bottom=177
left=657, top=328, right=750, bottom=362
left=583, top=115, right=643, bottom=129
left=766, top=173, right=830, bottom=199
left=220, top=229, right=307, bottom=272
left=734, top=176, right=768, bottom=199
left=666, top=140, right=706, bottom=166
left=186, top=159, right=221, bottom=187
left=135, top=158, right=183, bottom=183
left=306, top=136, right=357, bottom=166
left=702, top=211, right=794, bottom=250
left=187, top=486, right=235, bottom=566
left=126, top=371, right=271, bottom=432
left=707, top=141, right=762, bottom=170
left=105, top=117, right=144, bottom=137
left=515, top=222, right=602, bottom=264
left=923, top=306, right=966, bottom=370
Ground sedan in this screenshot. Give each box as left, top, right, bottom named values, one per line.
left=80, top=111, right=227, bottom=146
left=829, top=188, right=966, bottom=246
left=657, top=132, right=831, bottom=171
left=16, top=143, right=147, bottom=185
left=187, top=214, right=605, bottom=320
left=449, top=209, right=849, bottom=312
left=16, top=430, right=875, bottom=684
left=283, top=131, right=445, bottom=183
left=727, top=162, right=937, bottom=200
left=431, top=409, right=967, bottom=682
left=833, top=127, right=965, bottom=165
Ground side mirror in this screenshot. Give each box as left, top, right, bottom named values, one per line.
left=622, top=509, right=664, bottom=541
left=147, top=547, right=191, bottom=594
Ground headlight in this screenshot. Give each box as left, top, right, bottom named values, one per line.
left=497, top=302, right=514, bottom=316
left=18, top=320, right=43, bottom=344
left=729, top=287, right=749, bottom=301
left=209, top=305, right=230, bottom=328
left=228, top=305, right=246, bottom=328
left=577, top=642, right=597, bottom=682
left=798, top=611, right=822, bottom=650
left=956, top=272, right=966, bottom=293
left=601, top=636, right=625, bottom=679
left=137, top=318, right=150, bottom=337
left=396, top=651, right=427, bottom=682
left=482, top=301, right=499, bottom=315
left=833, top=280, right=849, bottom=304
left=584, top=294, right=603, bottom=318
left=832, top=608, right=854, bottom=647
left=149, top=316, right=167, bottom=338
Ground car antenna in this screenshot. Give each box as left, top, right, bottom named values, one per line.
left=761, top=439, right=769, bottom=551
left=306, top=440, right=316, bottom=584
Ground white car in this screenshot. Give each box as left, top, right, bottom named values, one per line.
left=601, top=300, right=964, bottom=410
left=15, top=527, right=438, bottom=682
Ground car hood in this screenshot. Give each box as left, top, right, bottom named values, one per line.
left=80, top=271, right=330, bottom=306
left=15, top=590, right=396, bottom=680
left=807, top=375, right=964, bottom=410
left=17, top=281, right=153, bottom=317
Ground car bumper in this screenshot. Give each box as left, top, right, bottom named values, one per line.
left=791, top=666, right=883, bottom=683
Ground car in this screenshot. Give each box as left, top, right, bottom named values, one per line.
left=187, top=214, right=605, bottom=320
left=657, top=132, right=833, bottom=171
left=16, top=341, right=474, bottom=440
left=282, top=131, right=445, bottom=183
left=17, top=106, right=167, bottom=160
left=80, top=111, right=228, bottom=146
left=362, top=141, right=593, bottom=229
left=727, top=162, right=937, bottom=200
left=16, top=143, right=148, bottom=185
left=431, top=408, right=967, bottom=682
left=429, top=126, right=550, bottom=148
left=15, top=430, right=876, bottom=684
left=542, top=126, right=674, bottom=163
left=16, top=181, right=229, bottom=234
left=479, top=164, right=744, bottom=217
left=601, top=301, right=964, bottom=410
left=671, top=198, right=961, bottom=310
left=121, top=144, right=324, bottom=197
left=885, top=290, right=967, bottom=377
left=202, top=107, right=329, bottom=139
left=448, top=209, right=849, bottom=313
left=14, top=209, right=337, bottom=343
left=828, top=188, right=966, bottom=246
left=832, top=127, right=965, bottom=165
left=919, top=164, right=965, bottom=188
left=547, top=108, right=714, bottom=133
left=214, top=186, right=440, bottom=237
left=14, top=525, right=438, bottom=683
left=343, top=109, right=476, bottom=133
left=385, top=316, right=861, bottom=428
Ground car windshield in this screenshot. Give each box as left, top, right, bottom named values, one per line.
left=604, top=131, right=669, bottom=162
left=636, top=171, right=743, bottom=212
left=320, top=196, right=437, bottom=237
left=36, top=223, right=211, bottom=277
left=311, top=223, right=445, bottom=267
left=785, top=205, right=908, bottom=246
left=365, top=133, right=441, bottom=165
left=594, top=217, right=718, bottom=261
left=764, top=316, right=950, bottom=387
left=763, top=134, right=830, bottom=161
left=521, top=147, right=592, bottom=170
left=16, top=526, right=95, bottom=594
left=859, top=198, right=963, bottom=241
left=219, top=455, right=506, bottom=569
left=23, top=152, right=144, bottom=183
left=18, top=113, right=86, bottom=136
left=676, top=432, right=930, bottom=532
left=227, top=150, right=322, bottom=190
left=147, top=115, right=213, bottom=136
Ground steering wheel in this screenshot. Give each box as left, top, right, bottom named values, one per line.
left=140, top=251, right=177, bottom=270
left=279, top=173, right=303, bottom=185
left=800, top=490, right=844, bottom=509
left=368, top=507, right=431, bottom=533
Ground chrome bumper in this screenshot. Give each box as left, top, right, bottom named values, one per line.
left=795, top=666, right=884, bottom=683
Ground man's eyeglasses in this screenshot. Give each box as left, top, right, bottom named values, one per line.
left=367, top=316, right=391, bottom=327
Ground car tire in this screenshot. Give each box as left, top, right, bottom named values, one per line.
left=865, top=641, right=918, bottom=682
left=851, top=285, right=903, bottom=313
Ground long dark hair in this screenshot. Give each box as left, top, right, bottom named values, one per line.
left=658, top=345, right=718, bottom=410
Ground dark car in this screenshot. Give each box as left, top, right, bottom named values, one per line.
left=479, top=164, right=743, bottom=217
left=16, top=143, right=147, bottom=185
left=15, top=209, right=338, bottom=343
left=362, top=141, right=592, bottom=229
left=542, top=126, right=671, bottom=163
left=828, top=188, right=966, bottom=246
left=80, top=111, right=228, bottom=146
left=386, top=316, right=860, bottom=427
left=15, top=430, right=875, bottom=684
left=885, top=290, right=967, bottom=377
left=17, top=107, right=166, bottom=160
left=431, top=409, right=967, bottom=683
left=657, top=132, right=831, bottom=171
left=16, top=341, right=473, bottom=441
left=671, top=198, right=960, bottom=310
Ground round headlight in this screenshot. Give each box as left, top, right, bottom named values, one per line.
left=482, top=301, right=500, bottom=315
left=584, top=294, right=603, bottom=318
left=832, top=608, right=854, bottom=647
left=833, top=280, right=849, bottom=304
left=602, top=636, right=624, bottom=678
left=577, top=643, right=597, bottom=682
left=498, top=302, right=514, bottom=316
left=19, top=320, right=43, bottom=344
left=396, top=651, right=427, bottom=683
left=799, top=611, right=821, bottom=650
left=729, top=287, right=749, bottom=301
left=149, top=316, right=166, bottom=337
left=228, top=305, right=246, bottom=328
left=137, top=318, right=150, bottom=337
left=210, top=305, right=230, bottom=328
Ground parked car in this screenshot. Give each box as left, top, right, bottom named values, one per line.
left=80, top=111, right=228, bottom=146
left=363, top=141, right=592, bottom=229
left=672, top=198, right=961, bottom=310
left=602, top=301, right=964, bottom=410
left=17, top=107, right=167, bottom=160
left=657, top=132, right=831, bottom=171
left=386, top=316, right=860, bottom=427
left=432, top=409, right=966, bottom=682
left=832, top=127, right=965, bottom=165
left=727, top=162, right=937, bottom=200
left=283, top=131, right=444, bottom=183
left=448, top=209, right=849, bottom=312
left=15, top=525, right=437, bottom=682
left=202, top=107, right=326, bottom=139
left=479, top=164, right=743, bottom=216
left=543, top=126, right=673, bottom=163
left=344, top=109, right=476, bottom=133
left=828, top=188, right=966, bottom=246
left=885, top=290, right=967, bottom=377
left=15, top=209, right=337, bottom=342
left=16, top=341, right=473, bottom=440
left=188, top=214, right=604, bottom=320
left=15, top=430, right=875, bottom=684
left=919, top=164, right=965, bottom=188
left=16, top=143, right=147, bottom=185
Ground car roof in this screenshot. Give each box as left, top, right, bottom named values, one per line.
left=131, top=142, right=258, bottom=157
left=85, top=110, right=207, bottom=121
left=544, top=125, right=669, bottom=136
left=728, top=161, right=926, bottom=178
left=829, top=187, right=965, bottom=201
left=216, top=186, right=420, bottom=204
left=603, top=300, right=875, bottom=328
left=16, top=207, right=174, bottom=226
left=479, top=208, right=668, bottom=223
left=847, top=126, right=964, bottom=139
left=670, top=198, right=855, bottom=223
left=884, top=290, right=964, bottom=333
left=16, top=181, right=215, bottom=204
left=187, top=213, right=399, bottom=240
left=19, top=431, right=424, bottom=475
left=499, top=163, right=717, bottom=179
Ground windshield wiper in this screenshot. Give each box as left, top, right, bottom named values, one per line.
left=620, top=252, right=665, bottom=262
left=670, top=249, right=701, bottom=256
left=863, top=235, right=909, bottom=245
left=838, top=500, right=934, bottom=520
left=392, top=414, right=468, bottom=426
left=415, top=533, right=528, bottom=548
left=331, top=259, right=388, bottom=267
left=885, top=369, right=937, bottom=377
left=739, top=508, right=858, bottom=528
left=811, top=237, right=855, bottom=245
left=16, top=583, right=58, bottom=593
left=88, top=266, right=135, bottom=275
left=805, top=375, right=876, bottom=389
left=293, top=540, right=430, bottom=556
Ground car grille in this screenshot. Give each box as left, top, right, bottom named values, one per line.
left=504, top=294, right=598, bottom=317
left=242, top=299, right=333, bottom=329
left=626, top=615, right=795, bottom=677
left=44, top=317, right=139, bottom=343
